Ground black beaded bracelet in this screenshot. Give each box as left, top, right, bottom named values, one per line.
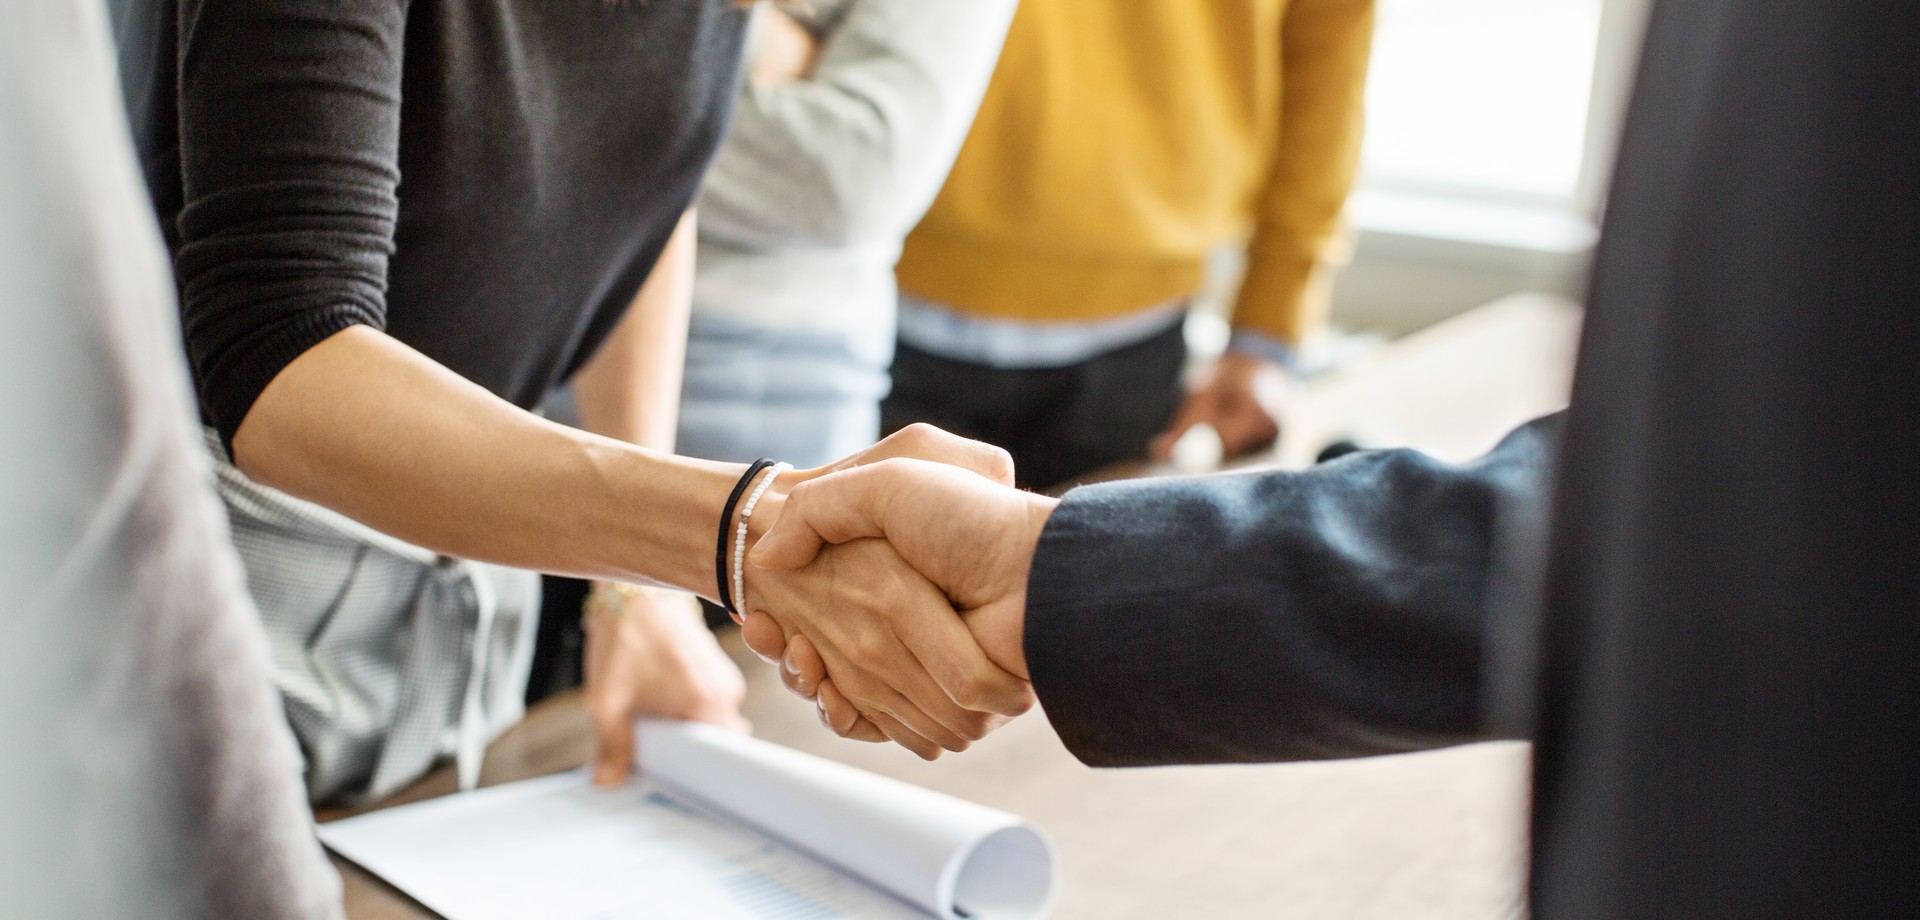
left=716, top=458, right=777, bottom=617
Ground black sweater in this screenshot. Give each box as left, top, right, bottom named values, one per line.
left=127, top=0, right=749, bottom=450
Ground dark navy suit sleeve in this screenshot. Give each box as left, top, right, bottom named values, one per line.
left=1024, top=414, right=1559, bottom=767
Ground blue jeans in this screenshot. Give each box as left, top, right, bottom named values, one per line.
left=675, top=313, right=894, bottom=468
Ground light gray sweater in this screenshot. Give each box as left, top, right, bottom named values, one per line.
left=0, top=1, right=342, bottom=916
left=693, top=0, right=1017, bottom=336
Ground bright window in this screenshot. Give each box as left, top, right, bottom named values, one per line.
left=1362, top=0, right=1608, bottom=206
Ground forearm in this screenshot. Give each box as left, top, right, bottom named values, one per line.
left=231, top=325, right=743, bottom=597
left=1026, top=415, right=1559, bottom=766
left=574, top=210, right=695, bottom=452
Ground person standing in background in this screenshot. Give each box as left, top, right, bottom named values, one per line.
left=888, top=0, right=1374, bottom=489
left=2, top=1, right=340, bottom=914
left=679, top=0, right=1018, bottom=468
left=113, top=0, right=1031, bottom=802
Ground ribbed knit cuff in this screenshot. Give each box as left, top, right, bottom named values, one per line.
left=202, top=305, right=380, bottom=459
left=1230, top=245, right=1327, bottom=346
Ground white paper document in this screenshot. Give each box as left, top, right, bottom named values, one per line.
left=319, top=721, right=1057, bottom=920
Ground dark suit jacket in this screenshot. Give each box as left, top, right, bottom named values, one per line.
left=1024, top=1, right=1917, bottom=916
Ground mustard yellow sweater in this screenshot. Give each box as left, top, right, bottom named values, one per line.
left=896, top=0, right=1374, bottom=346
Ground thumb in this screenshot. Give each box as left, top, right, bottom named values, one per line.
left=591, top=713, right=636, bottom=787
left=750, top=466, right=895, bottom=569
left=748, top=479, right=832, bottom=571
left=835, top=423, right=1017, bottom=486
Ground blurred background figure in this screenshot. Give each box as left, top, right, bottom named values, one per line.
left=1, top=0, right=340, bottom=915
left=677, top=0, right=1018, bottom=468
left=887, top=0, right=1375, bottom=489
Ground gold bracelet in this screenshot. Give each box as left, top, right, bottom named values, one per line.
left=583, top=581, right=645, bottom=624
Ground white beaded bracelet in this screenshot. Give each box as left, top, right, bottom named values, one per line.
left=732, top=461, right=791, bottom=616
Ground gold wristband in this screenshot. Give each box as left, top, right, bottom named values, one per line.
left=583, top=581, right=645, bottom=624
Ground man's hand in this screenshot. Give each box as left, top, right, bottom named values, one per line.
left=586, top=588, right=748, bottom=786
left=1151, top=351, right=1291, bottom=462
left=789, top=421, right=1017, bottom=487
left=744, top=537, right=1028, bottom=759
left=747, top=458, right=1057, bottom=750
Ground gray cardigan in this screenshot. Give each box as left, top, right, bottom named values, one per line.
left=693, top=0, right=1016, bottom=336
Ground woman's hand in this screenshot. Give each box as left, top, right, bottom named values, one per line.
left=585, top=586, right=749, bottom=786
left=723, top=425, right=1032, bottom=758
left=747, top=6, right=820, bottom=90
left=1151, top=351, right=1291, bottom=462
left=742, top=536, right=1031, bottom=759
left=747, top=458, right=1050, bottom=751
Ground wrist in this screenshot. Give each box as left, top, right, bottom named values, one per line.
left=578, top=441, right=756, bottom=601
left=1011, top=493, right=1058, bottom=596
left=1225, top=328, right=1300, bottom=375
left=724, top=461, right=790, bottom=618
left=989, top=493, right=1057, bottom=679
left=737, top=464, right=806, bottom=555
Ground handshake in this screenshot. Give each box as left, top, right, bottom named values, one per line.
left=738, top=425, right=1061, bottom=760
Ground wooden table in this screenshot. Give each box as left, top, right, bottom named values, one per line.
left=331, top=293, right=1581, bottom=920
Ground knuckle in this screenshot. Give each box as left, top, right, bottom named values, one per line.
left=947, top=673, right=991, bottom=711
left=981, top=444, right=1015, bottom=481
left=847, top=630, right=891, bottom=663
left=784, top=478, right=815, bottom=505
left=954, top=711, right=993, bottom=741
left=1008, top=686, right=1038, bottom=716
left=900, top=422, right=943, bottom=444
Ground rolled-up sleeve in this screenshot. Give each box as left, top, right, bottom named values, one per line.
left=1024, top=414, right=1560, bottom=767
left=172, top=0, right=405, bottom=450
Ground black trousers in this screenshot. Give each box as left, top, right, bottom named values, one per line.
left=882, top=319, right=1187, bottom=491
